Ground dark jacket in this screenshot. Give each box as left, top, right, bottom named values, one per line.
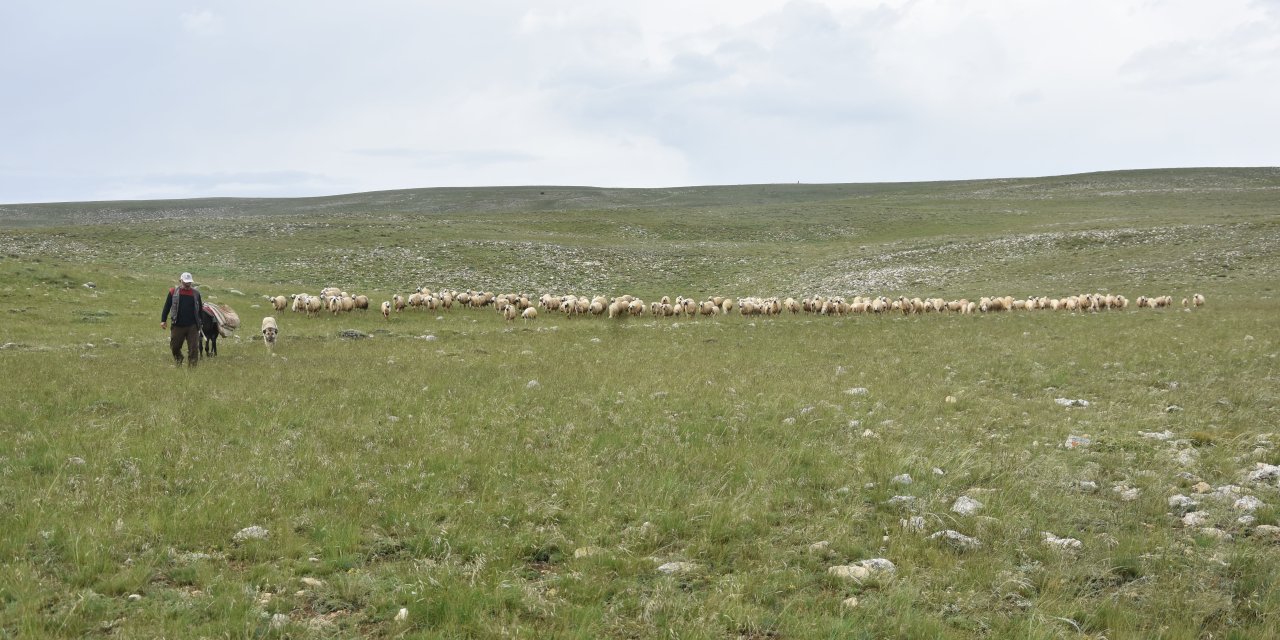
left=161, top=286, right=203, bottom=326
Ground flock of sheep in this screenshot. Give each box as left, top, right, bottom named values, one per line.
left=267, top=287, right=1207, bottom=325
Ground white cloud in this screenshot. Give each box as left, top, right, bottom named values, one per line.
left=180, top=9, right=222, bottom=36
left=0, top=0, right=1276, bottom=202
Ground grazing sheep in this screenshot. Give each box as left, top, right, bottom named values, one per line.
left=503, top=304, right=518, bottom=322
left=380, top=301, right=391, bottom=320
left=261, top=316, right=278, bottom=352
left=521, top=306, right=538, bottom=322
left=267, top=295, right=287, bottom=311
left=353, top=295, right=369, bottom=310
left=1193, top=293, right=1206, bottom=307
left=393, top=294, right=406, bottom=312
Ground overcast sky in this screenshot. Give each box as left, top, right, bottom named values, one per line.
left=1, top=0, right=1277, bottom=203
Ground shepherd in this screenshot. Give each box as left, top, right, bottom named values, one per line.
left=161, top=272, right=204, bottom=367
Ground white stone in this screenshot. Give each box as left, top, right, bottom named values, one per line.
left=1055, top=398, right=1090, bottom=407
left=300, top=577, right=325, bottom=588
left=232, top=526, right=269, bottom=542
left=842, top=596, right=860, bottom=609
left=1139, top=430, right=1175, bottom=441
left=1114, top=485, right=1141, bottom=501
left=656, top=561, right=697, bottom=575
left=828, top=565, right=870, bottom=580
left=68, top=456, right=86, bottom=465
left=127, top=594, right=142, bottom=602
left=933, top=467, right=945, bottom=476
left=1175, top=449, right=1199, bottom=466
left=808, top=540, right=830, bottom=552
left=1234, top=496, right=1264, bottom=512
left=891, top=474, right=912, bottom=485
left=395, top=608, right=408, bottom=622
left=1182, top=512, right=1210, bottom=527
left=1253, top=525, right=1280, bottom=540
left=574, top=546, right=604, bottom=559
left=526, top=380, right=540, bottom=389
left=951, top=496, right=984, bottom=516
left=845, top=387, right=869, bottom=396
left=270, top=614, right=290, bottom=629
left=1248, top=464, right=1280, bottom=483
left=886, top=495, right=916, bottom=507
left=1042, top=532, right=1083, bottom=550
left=1168, top=494, right=1199, bottom=515
left=929, top=530, right=982, bottom=550
left=1238, top=515, right=1257, bottom=526
left=1199, top=527, right=1232, bottom=541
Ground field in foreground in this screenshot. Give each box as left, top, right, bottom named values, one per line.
left=1, top=168, right=1278, bottom=638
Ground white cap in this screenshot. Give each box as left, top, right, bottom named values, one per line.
left=179, top=272, right=194, bottom=283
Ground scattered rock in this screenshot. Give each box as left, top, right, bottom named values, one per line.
left=1075, top=480, right=1099, bottom=492
left=828, top=558, right=896, bottom=582
left=1252, top=525, right=1280, bottom=541
left=1175, top=449, right=1199, bottom=466
left=1065, top=434, right=1092, bottom=449
left=232, top=526, right=269, bottom=543
left=1247, top=463, right=1280, bottom=483
left=1234, top=496, right=1264, bottom=512
left=1055, top=398, right=1090, bottom=408
left=1182, top=512, right=1210, bottom=527
left=1042, top=532, right=1083, bottom=550
left=1199, top=527, right=1232, bottom=541
left=901, top=516, right=926, bottom=532
left=1140, top=430, right=1175, bottom=441
left=228, top=289, right=243, bottom=295
left=951, top=496, right=984, bottom=516
left=845, top=387, right=869, bottom=396
left=933, top=467, right=945, bottom=476
left=526, top=380, right=540, bottom=389
left=395, top=608, right=408, bottom=622
left=842, top=596, right=860, bottom=609
left=1166, top=405, right=1183, bottom=413
left=338, top=329, right=368, bottom=339
left=127, top=593, right=142, bottom=602
left=67, top=456, right=86, bottom=466
left=656, top=561, right=697, bottom=575
left=270, top=614, right=290, bottom=630
left=300, top=577, right=325, bottom=588
left=1212, top=485, right=1244, bottom=499
left=650, top=391, right=667, bottom=399
left=1113, top=485, right=1141, bottom=501
left=1192, top=482, right=1212, bottom=494
left=808, top=540, right=830, bottom=553
left=1168, top=495, right=1199, bottom=515
left=574, top=546, right=604, bottom=559
left=886, top=495, right=917, bottom=507
left=860, top=428, right=876, bottom=438
left=929, top=530, right=982, bottom=551
left=891, top=474, right=912, bottom=485
left=1238, top=515, right=1257, bottom=527
left=945, top=395, right=957, bottom=404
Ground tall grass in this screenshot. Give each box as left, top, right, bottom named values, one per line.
left=1, top=169, right=1278, bottom=637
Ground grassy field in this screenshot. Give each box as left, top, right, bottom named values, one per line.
left=1, top=168, right=1278, bottom=638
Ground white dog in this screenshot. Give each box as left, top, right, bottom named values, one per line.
left=261, top=316, right=278, bottom=352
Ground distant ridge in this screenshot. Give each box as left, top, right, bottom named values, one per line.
left=2, top=167, right=1276, bottom=228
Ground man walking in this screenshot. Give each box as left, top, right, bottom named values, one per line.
left=161, top=272, right=204, bottom=367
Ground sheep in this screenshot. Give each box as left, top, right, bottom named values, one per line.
left=521, top=306, right=538, bottom=322
left=261, top=316, right=278, bottom=352
left=1193, top=293, right=1205, bottom=307
left=503, top=304, right=518, bottom=322
left=305, top=295, right=324, bottom=316
left=267, top=295, right=287, bottom=311
left=353, top=295, right=369, bottom=310
left=380, top=301, right=391, bottom=320
left=393, top=294, right=406, bottom=312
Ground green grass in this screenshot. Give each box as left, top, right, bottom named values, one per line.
left=1, top=168, right=1279, bottom=638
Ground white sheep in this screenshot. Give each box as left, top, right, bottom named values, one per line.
left=521, top=306, right=538, bottom=322
left=380, top=301, right=391, bottom=320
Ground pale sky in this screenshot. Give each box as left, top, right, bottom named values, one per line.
left=2, top=0, right=1277, bottom=203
